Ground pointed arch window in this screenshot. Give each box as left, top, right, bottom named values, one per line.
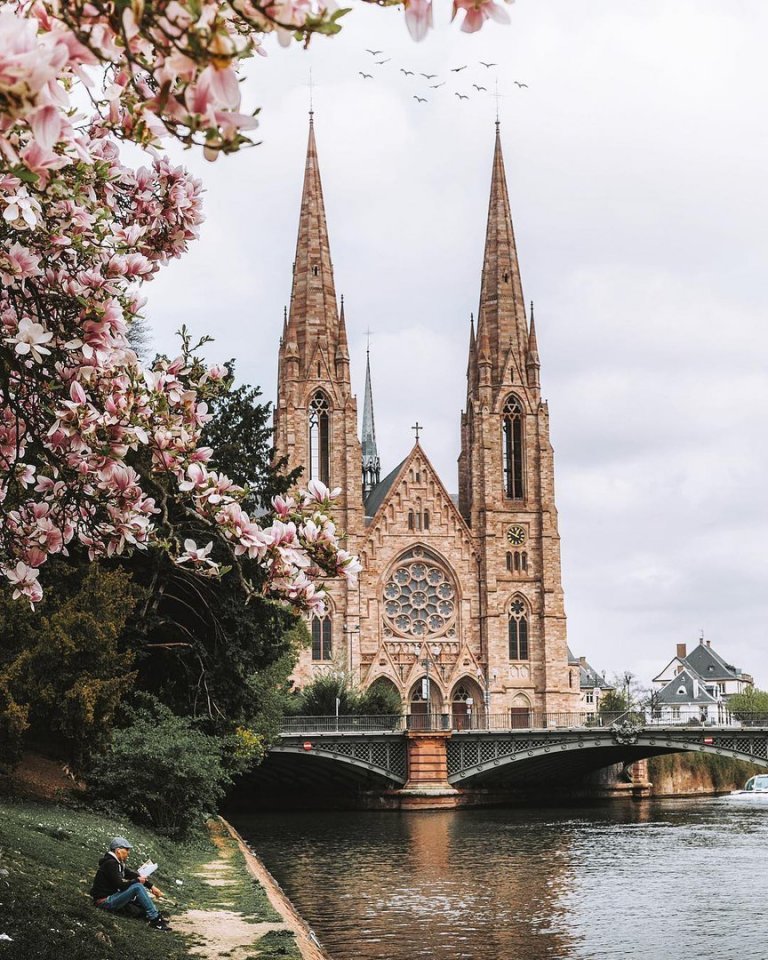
left=308, top=391, right=330, bottom=484
left=502, top=394, right=525, bottom=499
left=311, top=613, right=332, bottom=661
left=508, top=596, right=529, bottom=661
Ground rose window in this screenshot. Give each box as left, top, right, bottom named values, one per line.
left=382, top=548, right=457, bottom=638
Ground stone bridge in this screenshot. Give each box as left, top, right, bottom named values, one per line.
left=255, top=717, right=768, bottom=808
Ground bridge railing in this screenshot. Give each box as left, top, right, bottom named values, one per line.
left=279, top=710, right=768, bottom=735
left=280, top=715, right=406, bottom=734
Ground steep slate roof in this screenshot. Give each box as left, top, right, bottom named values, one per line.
left=652, top=656, right=684, bottom=684
left=656, top=667, right=718, bottom=705
left=364, top=457, right=407, bottom=521
left=579, top=659, right=611, bottom=691
left=684, top=642, right=744, bottom=681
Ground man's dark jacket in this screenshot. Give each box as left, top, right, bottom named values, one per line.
left=90, top=852, right=147, bottom=901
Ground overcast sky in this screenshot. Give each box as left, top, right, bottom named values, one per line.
left=144, top=0, right=768, bottom=690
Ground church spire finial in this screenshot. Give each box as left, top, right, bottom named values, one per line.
left=526, top=299, right=541, bottom=387
left=361, top=342, right=380, bottom=499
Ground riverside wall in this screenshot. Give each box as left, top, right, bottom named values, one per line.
left=219, top=817, right=333, bottom=960
left=646, top=752, right=764, bottom=797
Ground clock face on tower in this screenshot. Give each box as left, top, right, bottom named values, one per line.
left=506, top=525, right=526, bottom=545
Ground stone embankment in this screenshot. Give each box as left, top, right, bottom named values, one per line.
left=646, top=752, right=763, bottom=797
left=177, top=817, right=332, bottom=960
left=222, top=818, right=332, bottom=960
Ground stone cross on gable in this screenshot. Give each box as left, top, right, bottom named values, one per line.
left=412, top=421, right=423, bottom=442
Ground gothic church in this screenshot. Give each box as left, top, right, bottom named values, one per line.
left=274, top=115, right=579, bottom=724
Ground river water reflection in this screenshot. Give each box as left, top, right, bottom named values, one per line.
left=236, top=799, right=768, bottom=960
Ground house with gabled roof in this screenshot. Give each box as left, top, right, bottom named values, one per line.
left=653, top=666, right=724, bottom=725
left=653, top=640, right=753, bottom=699
left=567, top=649, right=613, bottom=717
left=651, top=638, right=754, bottom=724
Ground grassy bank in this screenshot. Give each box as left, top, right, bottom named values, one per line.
left=0, top=799, right=298, bottom=960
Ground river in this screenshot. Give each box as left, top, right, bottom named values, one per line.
left=235, top=798, right=768, bottom=960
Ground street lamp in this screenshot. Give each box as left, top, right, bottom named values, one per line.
left=420, top=644, right=441, bottom=729
left=623, top=671, right=633, bottom=716
left=476, top=668, right=495, bottom=730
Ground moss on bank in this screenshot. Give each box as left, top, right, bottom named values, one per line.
left=648, top=752, right=764, bottom=795
left=0, top=800, right=297, bottom=959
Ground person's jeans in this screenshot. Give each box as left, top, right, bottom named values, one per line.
left=97, top=882, right=159, bottom=920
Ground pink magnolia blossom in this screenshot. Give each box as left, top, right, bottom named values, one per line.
left=2, top=187, right=42, bottom=229
left=452, top=0, right=512, bottom=33
left=176, top=538, right=218, bottom=570
left=0, top=0, right=513, bottom=610
left=404, top=0, right=434, bottom=42
left=3, top=561, right=43, bottom=608
left=0, top=241, right=41, bottom=285
left=6, top=317, right=53, bottom=362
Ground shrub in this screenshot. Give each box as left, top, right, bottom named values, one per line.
left=358, top=680, right=403, bottom=716
left=86, top=695, right=231, bottom=838
left=297, top=673, right=360, bottom=716
left=292, top=674, right=403, bottom=717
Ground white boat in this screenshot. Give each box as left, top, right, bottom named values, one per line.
left=728, top=774, right=768, bottom=799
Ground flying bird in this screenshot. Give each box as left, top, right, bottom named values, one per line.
left=420, top=73, right=437, bottom=79
left=413, top=96, right=428, bottom=103
left=400, top=68, right=414, bottom=76
left=451, top=65, right=468, bottom=73
left=514, top=81, right=529, bottom=88
left=376, top=58, right=391, bottom=65
left=479, top=61, right=497, bottom=68
left=429, top=82, right=446, bottom=88
left=366, top=49, right=383, bottom=56
left=455, top=92, right=469, bottom=100
left=473, top=84, right=487, bottom=92
left=359, top=72, right=373, bottom=79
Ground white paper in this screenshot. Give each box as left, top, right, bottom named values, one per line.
left=138, top=861, right=158, bottom=878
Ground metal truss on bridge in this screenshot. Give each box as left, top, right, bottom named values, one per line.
left=273, top=714, right=768, bottom=789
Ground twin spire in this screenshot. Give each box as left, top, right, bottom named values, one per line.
left=282, top=113, right=537, bottom=498
left=473, top=121, right=538, bottom=389
left=284, top=114, right=347, bottom=368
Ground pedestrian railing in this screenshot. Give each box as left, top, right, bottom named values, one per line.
left=278, top=710, right=768, bottom=735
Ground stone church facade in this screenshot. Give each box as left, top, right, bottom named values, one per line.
left=274, top=116, right=579, bottom=725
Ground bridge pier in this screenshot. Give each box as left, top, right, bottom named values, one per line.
left=390, top=731, right=461, bottom=810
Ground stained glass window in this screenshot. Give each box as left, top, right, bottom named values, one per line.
left=502, top=394, right=524, bottom=499
left=309, top=391, right=330, bottom=484
left=382, top=548, right=457, bottom=639
left=508, top=596, right=529, bottom=660
left=311, top=614, right=332, bottom=660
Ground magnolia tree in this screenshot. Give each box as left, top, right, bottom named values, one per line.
left=0, top=0, right=510, bottom=609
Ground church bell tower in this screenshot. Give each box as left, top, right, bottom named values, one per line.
left=274, top=113, right=365, bottom=537
left=274, top=115, right=364, bottom=681
left=458, top=122, right=575, bottom=713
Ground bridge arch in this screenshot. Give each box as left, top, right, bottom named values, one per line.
left=447, top=727, right=768, bottom=786
left=270, top=736, right=407, bottom=787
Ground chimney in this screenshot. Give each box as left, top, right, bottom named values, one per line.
left=706, top=640, right=711, bottom=648
left=676, top=643, right=687, bottom=659
left=579, top=656, right=587, bottom=666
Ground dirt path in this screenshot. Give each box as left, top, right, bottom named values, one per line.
left=172, top=817, right=331, bottom=960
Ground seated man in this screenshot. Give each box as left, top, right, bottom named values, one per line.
left=90, top=836, right=171, bottom=931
